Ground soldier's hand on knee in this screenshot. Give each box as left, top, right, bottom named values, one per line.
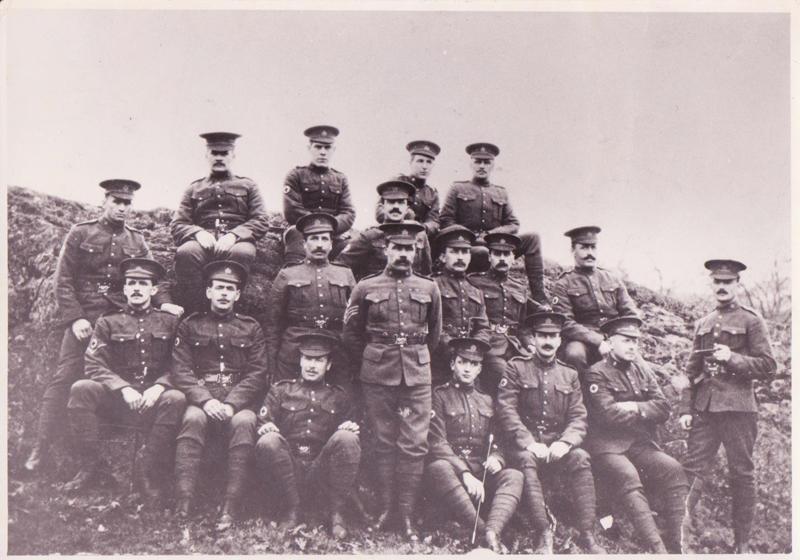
left=214, top=233, right=237, bottom=254
left=203, top=399, right=228, bottom=421
left=679, top=414, right=693, bottom=431
left=195, top=230, right=216, bottom=250
left=337, top=421, right=360, bottom=435
left=462, top=472, right=485, bottom=503
left=526, top=442, right=549, bottom=461
left=257, top=422, right=280, bottom=436
left=221, top=404, right=235, bottom=420
left=71, top=319, right=93, bottom=341
left=547, top=441, right=571, bottom=463
left=121, top=387, right=144, bottom=411
left=484, top=456, right=502, bottom=475
left=160, top=303, right=184, bottom=317
left=616, top=401, right=639, bottom=413
left=598, top=340, right=612, bottom=356
left=140, top=384, right=165, bottom=412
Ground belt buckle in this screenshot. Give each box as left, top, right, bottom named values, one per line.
left=459, top=447, right=471, bottom=458
left=197, top=378, right=206, bottom=387
left=705, top=360, right=720, bottom=377
left=218, top=374, right=232, bottom=385
left=395, top=334, right=407, bottom=346
left=495, top=324, right=508, bottom=334
left=97, top=284, right=110, bottom=295
left=314, top=317, right=328, bottom=329
left=297, top=445, right=311, bottom=456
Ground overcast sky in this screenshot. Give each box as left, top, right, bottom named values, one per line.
left=4, top=8, right=790, bottom=295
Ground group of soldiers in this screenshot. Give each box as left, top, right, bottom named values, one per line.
left=23, top=126, right=777, bottom=554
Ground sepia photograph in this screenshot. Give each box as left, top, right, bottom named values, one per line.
left=3, top=0, right=793, bottom=556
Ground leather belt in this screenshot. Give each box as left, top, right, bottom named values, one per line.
left=454, top=445, right=480, bottom=459
left=292, top=442, right=319, bottom=458
left=295, top=317, right=342, bottom=330
left=368, top=332, right=427, bottom=346
left=490, top=323, right=518, bottom=335
left=199, top=373, right=236, bottom=386
left=80, top=280, right=119, bottom=294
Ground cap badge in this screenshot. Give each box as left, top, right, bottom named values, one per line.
left=225, top=267, right=232, bottom=274
left=468, top=345, right=476, bottom=353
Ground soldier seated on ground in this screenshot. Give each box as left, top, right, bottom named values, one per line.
left=424, top=336, right=523, bottom=553
left=64, top=258, right=186, bottom=503
left=255, top=331, right=360, bottom=539
left=170, top=261, right=268, bottom=531
left=496, top=311, right=606, bottom=554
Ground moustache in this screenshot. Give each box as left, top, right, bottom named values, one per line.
left=454, top=261, right=466, bottom=267
left=717, top=290, right=728, bottom=295
left=542, top=345, right=555, bottom=351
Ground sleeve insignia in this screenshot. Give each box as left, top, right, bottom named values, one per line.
left=499, top=378, right=508, bottom=388
left=174, top=337, right=181, bottom=347
left=552, top=296, right=559, bottom=306
left=589, top=383, right=599, bottom=394
left=283, top=185, right=291, bottom=194
left=259, top=406, right=268, bottom=418
left=87, top=338, right=99, bottom=354
left=398, top=406, right=411, bottom=418
left=430, top=409, right=436, bottom=418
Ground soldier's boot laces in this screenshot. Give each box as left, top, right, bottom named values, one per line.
left=533, top=527, right=554, bottom=554
left=577, top=530, right=607, bottom=554
left=174, top=438, right=203, bottom=519
left=24, top=440, right=47, bottom=473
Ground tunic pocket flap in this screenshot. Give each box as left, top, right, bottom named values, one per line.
left=280, top=399, right=308, bottom=413
left=417, top=347, right=431, bottom=365
left=567, top=288, right=589, bottom=297
left=365, top=291, right=391, bottom=304
left=188, top=335, right=212, bottom=347
left=510, top=291, right=526, bottom=304
left=111, top=333, right=136, bottom=342
left=152, top=332, right=172, bottom=340
left=288, top=279, right=312, bottom=288
left=231, top=337, right=254, bottom=348
left=456, top=193, right=476, bottom=201
left=521, top=377, right=540, bottom=389
left=410, top=292, right=431, bottom=304
left=468, top=292, right=483, bottom=304
left=363, top=345, right=385, bottom=363
left=555, top=384, right=574, bottom=394
left=720, top=325, right=746, bottom=335
left=223, top=185, right=249, bottom=197
left=79, top=240, right=105, bottom=253
left=122, top=245, right=148, bottom=257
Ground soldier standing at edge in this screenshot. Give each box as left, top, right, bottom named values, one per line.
left=25, top=179, right=180, bottom=473
left=679, top=259, right=776, bottom=553
left=283, top=125, right=356, bottom=265
left=342, top=221, right=442, bottom=541
left=171, top=132, right=269, bottom=312
left=440, top=143, right=546, bottom=304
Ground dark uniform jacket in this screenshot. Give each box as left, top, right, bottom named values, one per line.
left=170, top=310, right=268, bottom=412
left=55, top=217, right=168, bottom=326
left=85, top=305, right=179, bottom=391
left=335, top=226, right=432, bottom=281
left=434, top=270, right=489, bottom=349
left=257, top=378, right=354, bottom=458
left=170, top=173, right=269, bottom=246
left=375, top=174, right=440, bottom=236
left=584, top=355, right=670, bottom=454
left=428, top=381, right=504, bottom=475
left=551, top=267, right=638, bottom=347
left=680, top=301, right=776, bottom=414
left=283, top=165, right=356, bottom=234
left=342, top=268, right=442, bottom=387
left=440, top=179, right=519, bottom=235
left=467, top=271, right=534, bottom=356
left=497, top=355, right=587, bottom=450
left=264, top=260, right=355, bottom=367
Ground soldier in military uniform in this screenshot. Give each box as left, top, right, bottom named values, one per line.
left=336, top=180, right=432, bottom=280
left=171, top=132, right=270, bottom=311
left=584, top=316, right=687, bottom=553
left=375, top=140, right=441, bottom=237
left=25, top=179, right=181, bottom=474
left=264, top=212, right=356, bottom=384
left=425, top=337, right=522, bottom=553
left=551, top=226, right=639, bottom=377
left=255, top=331, right=360, bottom=539
left=467, top=233, right=536, bottom=397
left=439, top=143, right=546, bottom=304
left=64, top=258, right=186, bottom=501
left=431, top=225, right=489, bottom=386
left=342, top=221, right=442, bottom=540
left=496, top=312, right=605, bottom=554
left=678, top=260, right=776, bottom=553
left=283, top=125, right=356, bottom=265
left=170, top=261, right=268, bottom=531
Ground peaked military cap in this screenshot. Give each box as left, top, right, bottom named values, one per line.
left=297, top=330, right=339, bottom=358
left=99, top=179, right=141, bottom=201
left=297, top=212, right=337, bottom=236
left=204, top=260, right=248, bottom=287
left=436, top=225, right=476, bottom=250
left=406, top=140, right=441, bottom=159
left=377, top=180, right=415, bottom=200
left=485, top=232, right=520, bottom=252
left=704, top=259, right=747, bottom=280
left=564, top=225, right=601, bottom=245
left=200, top=132, right=240, bottom=150
left=525, top=311, right=566, bottom=333
left=465, top=142, right=500, bottom=159
left=304, top=125, right=339, bottom=144
left=600, top=315, right=642, bottom=338
left=449, top=337, right=491, bottom=362
left=379, top=220, right=425, bottom=245
left=120, top=258, right=166, bottom=281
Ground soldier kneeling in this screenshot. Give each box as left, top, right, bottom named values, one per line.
left=424, top=336, right=523, bottom=553
left=255, top=331, right=361, bottom=539
left=65, top=258, right=186, bottom=503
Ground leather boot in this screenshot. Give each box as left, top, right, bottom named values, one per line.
left=63, top=410, right=100, bottom=493
left=484, top=529, right=502, bottom=553
left=621, top=489, right=666, bottom=553
left=174, top=438, right=203, bottom=518
left=662, top=487, right=688, bottom=554
left=396, top=471, right=422, bottom=541
left=373, top=461, right=395, bottom=531
left=216, top=445, right=251, bottom=531
left=533, top=527, right=554, bottom=554
left=137, top=423, right=175, bottom=505
left=24, top=440, right=47, bottom=473
left=577, top=530, right=607, bottom=554
left=279, top=469, right=302, bottom=533
left=216, top=501, right=236, bottom=532
left=485, top=469, right=522, bottom=537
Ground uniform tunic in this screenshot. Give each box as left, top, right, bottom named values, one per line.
left=375, top=174, right=440, bottom=236
left=283, top=165, right=355, bottom=234
left=264, top=260, right=355, bottom=381
left=440, top=179, right=519, bottom=235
